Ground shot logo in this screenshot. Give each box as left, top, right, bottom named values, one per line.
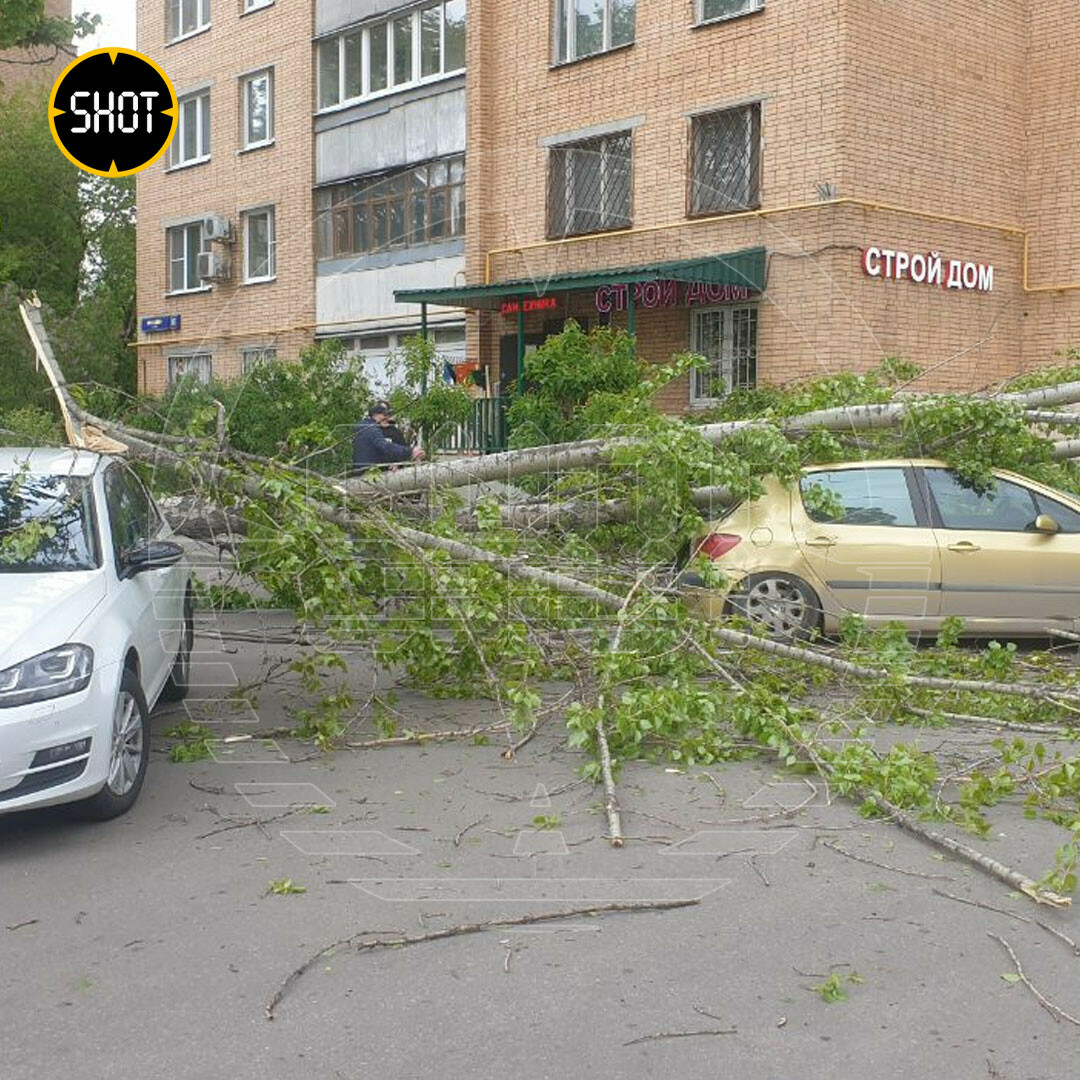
left=49, top=48, right=177, bottom=178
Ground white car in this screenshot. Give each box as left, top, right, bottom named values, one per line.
left=0, top=448, right=192, bottom=819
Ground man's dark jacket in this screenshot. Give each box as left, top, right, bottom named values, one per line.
left=352, top=417, right=411, bottom=474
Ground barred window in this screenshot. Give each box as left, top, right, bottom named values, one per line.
left=691, top=306, right=757, bottom=404
left=547, top=133, right=631, bottom=238
left=315, top=156, right=465, bottom=259
left=698, top=0, right=763, bottom=23
left=689, top=104, right=761, bottom=215
left=555, top=0, right=635, bottom=63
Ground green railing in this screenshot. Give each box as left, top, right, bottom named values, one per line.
left=432, top=397, right=509, bottom=455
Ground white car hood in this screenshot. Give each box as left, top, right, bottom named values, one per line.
left=0, top=571, right=107, bottom=672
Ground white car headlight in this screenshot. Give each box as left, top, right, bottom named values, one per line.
left=0, top=645, right=94, bottom=708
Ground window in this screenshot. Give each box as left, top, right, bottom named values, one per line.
left=555, top=0, right=635, bottom=63
left=689, top=104, right=761, bottom=215
left=344, top=327, right=465, bottom=395
left=801, top=469, right=917, bottom=528
left=244, top=0, right=273, bottom=11
left=168, top=0, right=210, bottom=41
left=243, top=207, right=276, bottom=282
left=690, top=305, right=757, bottom=403
left=698, top=0, right=764, bottom=24
left=104, top=466, right=163, bottom=571
left=926, top=470, right=1039, bottom=532
left=317, top=1, right=467, bottom=110
left=241, top=346, right=276, bottom=373
left=547, top=133, right=631, bottom=238
left=0, top=475, right=98, bottom=572
left=167, top=353, right=213, bottom=386
left=315, top=156, right=465, bottom=258
left=169, top=89, right=210, bottom=167
left=167, top=222, right=209, bottom=293
left=241, top=69, right=273, bottom=149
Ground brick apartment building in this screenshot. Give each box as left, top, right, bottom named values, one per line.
left=396, top=0, right=1080, bottom=412
left=134, top=0, right=467, bottom=395
left=135, top=0, right=1080, bottom=411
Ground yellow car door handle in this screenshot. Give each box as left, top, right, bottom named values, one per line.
left=948, top=541, right=981, bottom=552
left=805, top=536, right=837, bottom=548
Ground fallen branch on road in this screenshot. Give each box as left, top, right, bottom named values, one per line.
left=265, top=899, right=700, bottom=1019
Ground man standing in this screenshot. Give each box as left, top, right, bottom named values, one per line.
left=351, top=401, right=424, bottom=476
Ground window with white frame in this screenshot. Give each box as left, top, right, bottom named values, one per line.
left=547, top=132, right=631, bottom=238
left=167, top=222, right=209, bottom=293
left=555, top=0, right=635, bottom=64
left=169, top=89, right=210, bottom=168
left=241, top=345, right=276, bottom=373
left=241, top=68, right=273, bottom=149
left=243, top=207, right=276, bottom=282
left=243, top=0, right=273, bottom=12
left=317, top=1, right=466, bottom=111
left=697, top=0, right=764, bottom=25
left=167, top=0, right=210, bottom=41
left=690, top=306, right=758, bottom=404
left=167, top=353, right=213, bottom=386
left=689, top=104, right=761, bottom=215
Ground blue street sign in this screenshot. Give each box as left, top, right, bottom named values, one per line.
left=140, top=314, right=181, bottom=334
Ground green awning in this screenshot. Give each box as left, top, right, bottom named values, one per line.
left=394, top=247, right=766, bottom=310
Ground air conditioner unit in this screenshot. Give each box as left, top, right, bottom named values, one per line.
left=202, top=214, right=233, bottom=242
left=197, top=251, right=231, bottom=282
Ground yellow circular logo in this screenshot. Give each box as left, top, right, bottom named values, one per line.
left=49, top=48, right=177, bottom=178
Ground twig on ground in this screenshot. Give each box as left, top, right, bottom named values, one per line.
left=453, top=815, right=489, bottom=846
left=822, top=840, right=954, bottom=881
left=989, top=933, right=1080, bottom=1026
left=347, top=724, right=506, bottom=749
left=748, top=855, right=771, bottom=887
left=1035, top=920, right=1080, bottom=957
left=265, top=899, right=699, bottom=1019
left=503, top=720, right=541, bottom=759
left=881, top=800, right=1071, bottom=908
left=931, top=888, right=1032, bottom=923
left=5, top=919, right=38, bottom=932
left=623, top=1028, right=737, bottom=1046
left=195, top=808, right=305, bottom=840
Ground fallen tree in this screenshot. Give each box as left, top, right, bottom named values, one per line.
left=14, top=294, right=1080, bottom=906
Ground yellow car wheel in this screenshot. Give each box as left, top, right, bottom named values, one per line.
left=726, top=572, right=822, bottom=642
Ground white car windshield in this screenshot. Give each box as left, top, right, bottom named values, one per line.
left=0, top=474, right=99, bottom=572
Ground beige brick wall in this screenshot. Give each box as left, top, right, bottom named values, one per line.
left=135, top=0, right=315, bottom=394
left=0, top=0, right=71, bottom=97
left=465, top=0, right=1080, bottom=404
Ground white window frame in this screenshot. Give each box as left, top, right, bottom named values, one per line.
left=554, top=0, right=635, bottom=65
left=241, top=345, right=277, bottom=373
left=243, top=0, right=274, bottom=12
left=167, top=352, right=213, bottom=386
left=242, top=206, right=276, bottom=283
left=696, top=0, right=764, bottom=27
left=689, top=305, right=758, bottom=406
left=169, top=89, right=210, bottom=169
left=166, top=221, right=210, bottom=294
left=240, top=68, right=274, bottom=150
left=167, top=0, right=211, bottom=43
left=549, top=132, right=632, bottom=238
left=316, top=1, right=466, bottom=113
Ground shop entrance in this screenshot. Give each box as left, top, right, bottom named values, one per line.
left=498, top=333, right=545, bottom=397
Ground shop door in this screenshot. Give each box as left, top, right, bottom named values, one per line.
left=498, top=334, right=544, bottom=397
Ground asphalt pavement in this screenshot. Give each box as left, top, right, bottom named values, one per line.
left=1, top=610, right=1078, bottom=1080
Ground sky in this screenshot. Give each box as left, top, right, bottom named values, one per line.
left=77, top=0, right=137, bottom=54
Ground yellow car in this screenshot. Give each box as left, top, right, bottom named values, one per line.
left=683, top=459, right=1080, bottom=640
